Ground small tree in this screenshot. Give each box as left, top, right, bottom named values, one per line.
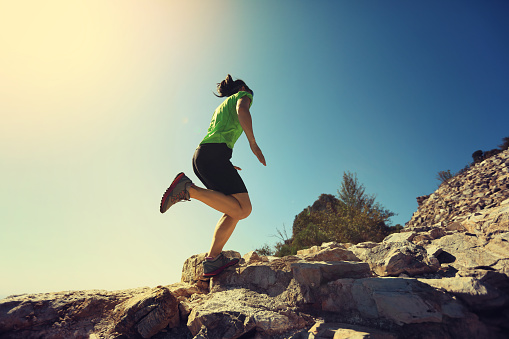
left=436, top=170, right=454, bottom=185
left=499, top=136, right=509, bottom=151
left=472, top=150, right=484, bottom=163
left=316, top=172, right=396, bottom=244
left=484, top=148, right=502, bottom=159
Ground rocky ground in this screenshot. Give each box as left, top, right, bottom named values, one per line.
left=1, top=150, right=508, bottom=339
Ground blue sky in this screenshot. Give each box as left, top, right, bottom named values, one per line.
left=1, top=0, right=508, bottom=298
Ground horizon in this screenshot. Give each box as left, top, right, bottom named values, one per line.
left=2, top=0, right=509, bottom=298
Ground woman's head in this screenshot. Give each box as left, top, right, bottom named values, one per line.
left=215, top=74, right=253, bottom=97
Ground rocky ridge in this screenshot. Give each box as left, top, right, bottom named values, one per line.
left=408, top=150, right=509, bottom=230
left=1, top=150, right=509, bottom=339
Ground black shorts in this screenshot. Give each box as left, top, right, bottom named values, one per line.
left=192, top=143, right=248, bottom=195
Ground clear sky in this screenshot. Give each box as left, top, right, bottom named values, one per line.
left=1, top=0, right=509, bottom=298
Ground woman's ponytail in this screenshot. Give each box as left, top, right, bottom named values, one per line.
left=215, top=74, right=251, bottom=97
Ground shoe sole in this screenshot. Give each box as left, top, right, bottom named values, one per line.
left=202, top=258, right=239, bottom=277
left=160, top=172, right=185, bottom=213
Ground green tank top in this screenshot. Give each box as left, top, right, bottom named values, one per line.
left=200, top=91, right=253, bottom=149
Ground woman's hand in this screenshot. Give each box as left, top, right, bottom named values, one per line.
left=250, top=142, right=266, bottom=166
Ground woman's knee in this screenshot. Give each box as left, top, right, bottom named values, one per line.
left=237, top=204, right=252, bottom=220
left=231, top=193, right=252, bottom=220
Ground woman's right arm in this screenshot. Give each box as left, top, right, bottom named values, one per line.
left=237, top=96, right=266, bottom=166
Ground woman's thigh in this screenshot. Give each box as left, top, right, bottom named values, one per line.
left=193, top=144, right=248, bottom=195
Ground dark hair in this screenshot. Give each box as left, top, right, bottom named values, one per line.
left=215, top=74, right=253, bottom=97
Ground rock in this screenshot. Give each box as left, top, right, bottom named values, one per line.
left=355, top=241, right=439, bottom=277
left=292, top=261, right=372, bottom=287
left=187, top=288, right=310, bottom=339
left=318, top=277, right=487, bottom=336
left=308, top=322, right=397, bottom=339
left=110, top=286, right=179, bottom=338
left=446, top=221, right=467, bottom=232
left=181, top=251, right=241, bottom=284
left=300, top=246, right=360, bottom=262
left=0, top=287, right=150, bottom=339
left=418, top=277, right=509, bottom=311
left=243, top=251, right=262, bottom=264
left=297, top=245, right=323, bottom=256
left=297, top=242, right=350, bottom=257
left=425, top=244, right=443, bottom=257
left=349, top=242, right=380, bottom=262
left=168, top=282, right=207, bottom=301
left=460, top=204, right=509, bottom=235
left=382, top=232, right=416, bottom=243
left=429, top=233, right=505, bottom=271
left=210, top=262, right=294, bottom=297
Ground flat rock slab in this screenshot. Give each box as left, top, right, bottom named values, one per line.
left=320, top=277, right=471, bottom=326
left=291, top=261, right=372, bottom=287
left=418, top=276, right=509, bottom=310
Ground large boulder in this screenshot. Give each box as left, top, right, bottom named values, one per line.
left=428, top=233, right=504, bottom=272
left=181, top=251, right=241, bottom=284
left=353, top=241, right=440, bottom=277
left=187, top=288, right=311, bottom=339
left=109, top=286, right=179, bottom=338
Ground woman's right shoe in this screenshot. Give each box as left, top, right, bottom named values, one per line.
left=202, top=253, right=240, bottom=277
left=160, top=172, right=192, bottom=213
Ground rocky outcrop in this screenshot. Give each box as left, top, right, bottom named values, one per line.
left=1, top=150, right=508, bottom=338
left=407, top=149, right=509, bottom=230
left=2, top=237, right=506, bottom=338
left=0, top=284, right=206, bottom=339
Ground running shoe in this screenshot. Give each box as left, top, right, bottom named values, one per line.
left=160, top=172, right=193, bottom=213
left=202, top=253, right=240, bottom=277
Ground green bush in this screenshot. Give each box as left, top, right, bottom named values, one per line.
left=257, top=172, right=397, bottom=257
left=292, top=222, right=329, bottom=250
left=254, top=243, right=274, bottom=256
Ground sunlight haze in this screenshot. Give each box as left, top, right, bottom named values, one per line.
left=1, top=0, right=508, bottom=299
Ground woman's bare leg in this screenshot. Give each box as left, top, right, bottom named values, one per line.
left=188, top=186, right=252, bottom=221
left=187, top=188, right=252, bottom=257
left=207, top=214, right=239, bottom=258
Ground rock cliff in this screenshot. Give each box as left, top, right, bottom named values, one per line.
left=1, top=150, right=509, bottom=339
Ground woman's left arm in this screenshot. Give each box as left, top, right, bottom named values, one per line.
left=237, top=97, right=266, bottom=166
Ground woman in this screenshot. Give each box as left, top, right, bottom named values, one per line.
left=160, top=74, right=266, bottom=278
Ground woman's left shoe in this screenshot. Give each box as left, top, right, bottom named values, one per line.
left=160, top=172, right=193, bottom=213
left=202, top=253, right=240, bottom=277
